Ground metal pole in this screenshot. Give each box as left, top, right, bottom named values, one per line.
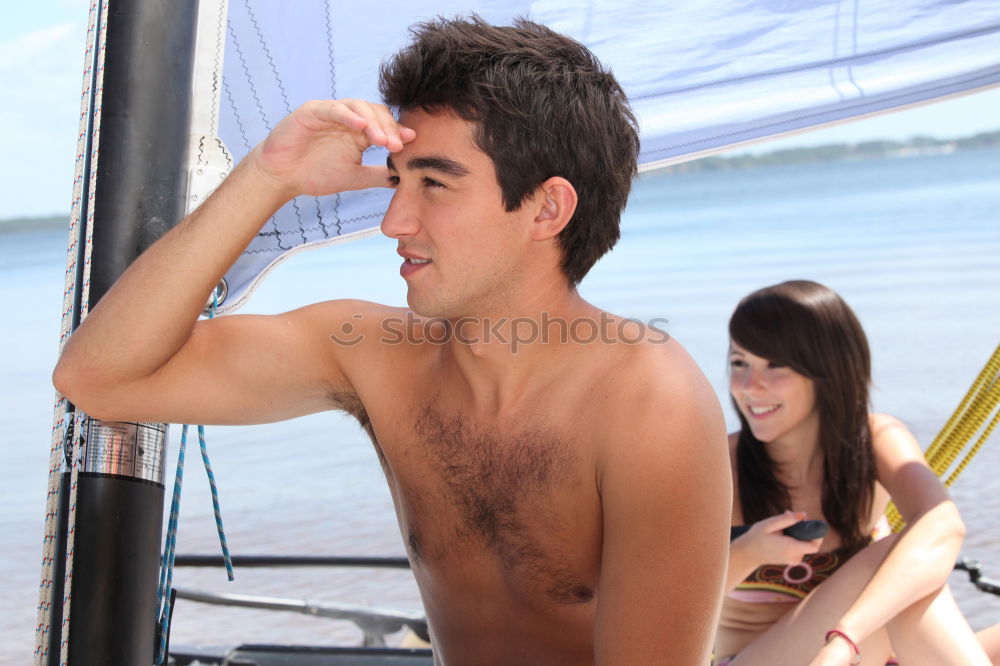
left=59, top=0, right=200, bottom=663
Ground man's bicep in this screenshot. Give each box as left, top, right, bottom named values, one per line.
left=594, top=401, right=731, bottom=665
left=62, top=301, right=361, bottom=425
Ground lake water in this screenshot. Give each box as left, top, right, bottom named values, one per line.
left=2, top=148, right=998, bottom=661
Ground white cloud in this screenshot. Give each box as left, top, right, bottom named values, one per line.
left=0, top=22, right=76, bottom=58
left=0, top=22, right=87, bottom=217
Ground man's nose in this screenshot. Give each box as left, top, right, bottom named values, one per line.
left=381, top=190, right=419, bottom=239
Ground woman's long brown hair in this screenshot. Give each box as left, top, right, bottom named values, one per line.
left=730, top=280, right=876, bottom=556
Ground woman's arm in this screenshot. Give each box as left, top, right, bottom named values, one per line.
left=825, top=413, right=965, bottom=643
left=723, top=433, right=824, bottom=593
left=725, top=511, right=824, bottom=592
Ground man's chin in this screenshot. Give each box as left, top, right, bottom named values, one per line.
left=406, top=288, right=477, bottom=321
left=406, top=292, right=446, bottom=319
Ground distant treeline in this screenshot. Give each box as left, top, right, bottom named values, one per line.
left=657, top=129, right=1000, bottom=174
left=0, top=214, right=69, bottom=233
left=2, top=130, right=998, bottom=228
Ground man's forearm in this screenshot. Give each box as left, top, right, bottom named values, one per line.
left=54, top=153, right=290, bottom=399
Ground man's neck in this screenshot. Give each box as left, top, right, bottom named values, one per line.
left=439, top=288, right=600, bottom=417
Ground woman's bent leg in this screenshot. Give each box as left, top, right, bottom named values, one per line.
left=727, top=535, right=990, bottom=665
left=887, top=585, right=991, bottom=666
left=730, top=536, right=897, bottom=666
left=976, top=623, right=1000, bottom=666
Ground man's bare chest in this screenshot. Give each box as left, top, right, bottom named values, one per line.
left=365, top=399, right=603, bottom=605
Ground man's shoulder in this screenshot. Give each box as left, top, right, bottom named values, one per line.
left=593, top=329, right=731, bottom=513
left=300, top=298, right=405, bottom=322
left=608, top=330, right=712, bottom=399
left=300, top=300, right=435, bottom=346
left=293, top=299, right=439, bottom=378
left=595, top=332, right=724, bottom=442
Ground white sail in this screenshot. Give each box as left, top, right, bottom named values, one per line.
left=189, top=0, right=1000, bottom=312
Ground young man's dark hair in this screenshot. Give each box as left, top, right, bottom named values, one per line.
left=379, top=15, right=641, bottom=286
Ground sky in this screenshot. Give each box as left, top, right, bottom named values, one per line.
left=1, top=2, right=998, bottom=220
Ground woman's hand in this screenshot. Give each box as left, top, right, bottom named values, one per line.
left=246, top=99, right=417, bottom=200
left=739, top=510, right=825, bottom=566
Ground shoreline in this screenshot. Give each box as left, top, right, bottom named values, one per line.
left=0, top=214, right=69, bottom=234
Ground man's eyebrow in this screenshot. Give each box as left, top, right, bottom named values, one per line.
left=385, top=154, right=470, bottom=177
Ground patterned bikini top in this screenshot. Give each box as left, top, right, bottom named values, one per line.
left=728, top=516, right=891, bottom=604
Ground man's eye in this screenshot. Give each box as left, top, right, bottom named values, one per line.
left=387, top=175, right=400, bottom=187
left=423, top=177, right=445, bottom=188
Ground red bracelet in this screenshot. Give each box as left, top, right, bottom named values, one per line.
left=824, top=629, right=862, bottom=664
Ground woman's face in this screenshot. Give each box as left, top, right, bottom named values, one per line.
left=728, top=342, right=819, bottom=445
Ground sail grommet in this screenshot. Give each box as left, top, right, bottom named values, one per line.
left=204, top=278, right=227, bottom=314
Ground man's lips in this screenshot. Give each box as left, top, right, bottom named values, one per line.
left=399, top=254, right=431, bottom=278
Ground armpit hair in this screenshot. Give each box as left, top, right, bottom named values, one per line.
left=330, top=389, right=385, bottom=468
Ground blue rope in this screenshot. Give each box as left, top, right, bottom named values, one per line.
left=198, top=422, right=235, bottom=580
left=155, top=425, right=188, bottom=665
left=155, top=292, right=233, bottom=665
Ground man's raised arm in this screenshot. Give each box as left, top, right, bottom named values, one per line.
left=54, top=100, right=414, bottom=426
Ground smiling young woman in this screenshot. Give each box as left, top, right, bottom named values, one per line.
left=715, top=280, right=993, bottom=666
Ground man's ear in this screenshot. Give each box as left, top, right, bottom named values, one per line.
left=530, top=177, right=578, bottom=241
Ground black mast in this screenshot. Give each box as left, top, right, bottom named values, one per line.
left=53, top=0, right=200, bottom=663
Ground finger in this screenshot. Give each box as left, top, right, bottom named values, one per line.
left=302, top=100, right=368, bottom=132
left=345, top=164, right=393, bottom=192
left=369, top=103, right=407, bottom=152
left=398, top=125, right=417, bottom=145
left=762, top=510, right=807, bottom=534
left=341, top=100, right=394, bottom=148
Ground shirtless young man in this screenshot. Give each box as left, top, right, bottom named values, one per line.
left=54, top=17, right=730, bottom=666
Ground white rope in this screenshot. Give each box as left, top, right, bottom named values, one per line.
left=58, top=2, right=109, bottom=663
left=34, top=0, right=107, bottom=662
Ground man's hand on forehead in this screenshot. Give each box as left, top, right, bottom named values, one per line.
left=309, top=99, right=415, bottom=153
left=250, top=99, right=416, bottom=199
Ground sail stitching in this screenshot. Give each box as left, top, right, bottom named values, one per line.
left=323, top=0, right=344, bottom=237
left=227, top=20, right=290, bottom=251
left=241, top=0, right=312, bottom=245
left=639, top=70, right=1000, bottom=159
left=827, top=0, right=847, bottom=102
left=629, top=21, right=1000, bottom=102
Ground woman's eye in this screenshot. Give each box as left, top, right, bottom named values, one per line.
left=767, top=361, right=787, bottom=369
left=729, top=359, right=746, bottom=368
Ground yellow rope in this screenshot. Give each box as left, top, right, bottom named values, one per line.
left=925, top=346, right=1000, bottom=470
left=886, top=344, right=1000, bottom=532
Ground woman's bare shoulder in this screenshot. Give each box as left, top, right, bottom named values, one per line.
left=868, top=413, right=921, bottom=456
left=869, top=412, right=909, bottom=435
